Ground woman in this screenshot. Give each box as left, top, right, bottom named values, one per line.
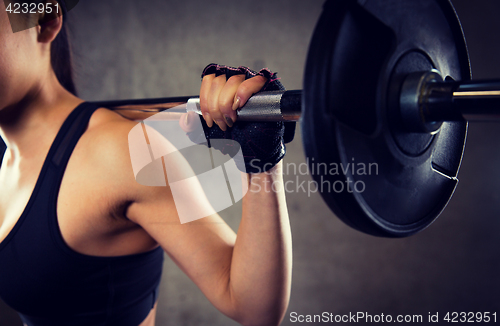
left=0, top=1, right=292, bottom=325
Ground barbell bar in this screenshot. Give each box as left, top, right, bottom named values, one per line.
left=90, top=0, right=499, bottom=238
left=93, top=90, right=303, bottom=122
left=95, top=77, right=500, bottom=125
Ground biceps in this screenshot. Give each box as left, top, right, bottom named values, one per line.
left=127, top=184, right=237, bottom=295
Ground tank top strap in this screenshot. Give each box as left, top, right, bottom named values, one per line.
left=0, top=102, right=97, bottom=173
left=0, top=137, right=5, bottom=168
left=50, top=102, right=99, bottom=169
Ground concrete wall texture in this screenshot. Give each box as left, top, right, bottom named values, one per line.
left=1, top=0, right=499, bottom=325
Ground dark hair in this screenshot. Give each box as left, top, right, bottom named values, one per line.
left=50, top=0, right=77, bottom=95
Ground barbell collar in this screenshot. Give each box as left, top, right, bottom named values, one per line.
left=400, top=70, right=447, bottom=133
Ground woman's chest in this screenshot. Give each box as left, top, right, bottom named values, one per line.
left=0, top=159, right=42, bottom=245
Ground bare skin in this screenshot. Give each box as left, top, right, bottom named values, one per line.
left=0, top=2, right=292, bottom=326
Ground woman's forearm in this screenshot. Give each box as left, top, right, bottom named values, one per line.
left=227, top=162, right=293, bottom=325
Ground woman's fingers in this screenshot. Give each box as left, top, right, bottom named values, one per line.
left=234, top=75, right=268, bottom=109
left=200, top=74, right=216, bottom=128
left=208, top=74, right=229, bottom=130
left=218, top=75, right=245, bottom=127
left=200, top=73, right=268, bottom=131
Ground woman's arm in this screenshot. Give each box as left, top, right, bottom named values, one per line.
left=126, top=154, right=292, bottom=326
left=124, top=73, right=292, bottom=325
left=229, top=164, right=292, bottom=325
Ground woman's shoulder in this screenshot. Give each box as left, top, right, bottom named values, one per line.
left=88, top=107, right=137, bottom=132
left=85, top=107, right=137, bottom=156
left=75, top=108, right=141, bottom=185
left=77, top=107, right=177, bottom=189
left=84, top=107, right=176, bottom=159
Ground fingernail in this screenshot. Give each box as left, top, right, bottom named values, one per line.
left=232, top=98, right=241, bottom=111
left=224, top=115, right=234, bottom=128
left=185, top=112, right=191, bottom=125
left=203, top=113, right=213, bottom=128
left=215, top=119, right=227, bottom=131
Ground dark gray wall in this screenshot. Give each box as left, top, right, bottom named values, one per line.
left=1, top=0, right=500, bottom=325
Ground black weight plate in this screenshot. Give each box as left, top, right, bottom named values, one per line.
left=302, top=0, right=470, bottom=237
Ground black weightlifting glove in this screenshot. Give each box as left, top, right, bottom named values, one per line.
left=194, top=63, right=295, bottom=174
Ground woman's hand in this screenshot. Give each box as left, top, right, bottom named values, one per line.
left=198, top=73, right=267, bottom=131
left=179, top=64, right=288, bottom=174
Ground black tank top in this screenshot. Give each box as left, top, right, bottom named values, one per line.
left=0, top=103, right=164, bottom=326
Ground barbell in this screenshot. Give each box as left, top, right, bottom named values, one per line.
left=91, top=0, right=499, bottom=238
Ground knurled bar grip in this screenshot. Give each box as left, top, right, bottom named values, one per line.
left=241, top=90, right=301, bottom=121
left=187, top=90, right=301, bottom=121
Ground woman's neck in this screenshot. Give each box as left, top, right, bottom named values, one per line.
left=0, top=73, right=83, bottom=163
